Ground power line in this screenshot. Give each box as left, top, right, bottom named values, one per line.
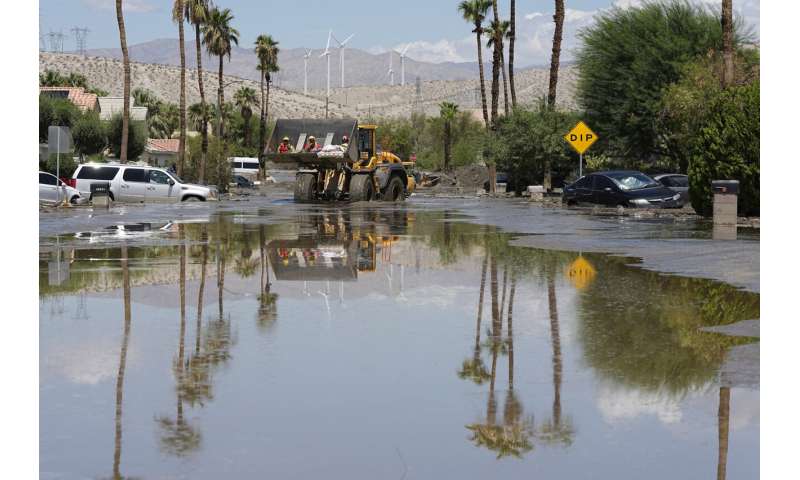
left=71, top=27, right=90, bottom=56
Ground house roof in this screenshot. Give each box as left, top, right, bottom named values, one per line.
left=146, top=138, right=180, bottom=154
left=98, top=97, right=148, bottom=122
left=39, top=86, right=99, bottom=112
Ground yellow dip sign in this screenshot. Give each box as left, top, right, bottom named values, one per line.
left=564, top=121, right=599, bottom=177
left=566, top=255, right=597, bottom=291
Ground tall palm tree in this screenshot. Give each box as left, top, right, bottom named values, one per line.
left=458, top=0, right=492, bottom=129
left=721, top=0, right=734, bottom=88
left=173, top=1, right=187, bottom=177
left=544, top=0, right=565, bottom=191
left=485, top=20, right=510, bottom=116
left=202, top=7, right=239, bottom=185
left=255, top=34, right=279, bottom=174
left=439, top=102, right=459, bottom=173
left=489, top=0, right=501, bottom=125
left=115, top=0, right=131, bottom=163
left=234, top=86, right=258, bottom=147
left=509, top=0, right=517, bottom=108
left=185, top=0, right=211, bottom=183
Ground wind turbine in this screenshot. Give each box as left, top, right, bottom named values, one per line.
left=398, top=44, right=411, bottom=86
left=387, top=51, right=395, bottom=86
left=303, top=48, right=313, bottom=95
left=320, top=30, right=333, bottom=99
left=333, top=33, right=355, bottom=88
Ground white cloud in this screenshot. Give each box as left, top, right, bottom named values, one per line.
left=596, top=383, right=685, bottom=425
left=525, top=12, right=545, bottom=21
left=83, top=0, right=157, bottom=13
left=396, top=38, right=474, bottom=64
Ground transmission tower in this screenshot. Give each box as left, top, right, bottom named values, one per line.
left=47, top=30, right=65, bottom=53
left=71, top=27, right=90, bottom=56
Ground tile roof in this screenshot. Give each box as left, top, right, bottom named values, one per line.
left=39, top=86, right=98, bottom=112
left=146, top=138, right=180, bottom=153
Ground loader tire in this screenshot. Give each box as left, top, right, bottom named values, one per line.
left=349, top=174, right=374, bottom=202
left=294, top=173, right=317, bottom=203
left=383, top=176, right=405, bottom=202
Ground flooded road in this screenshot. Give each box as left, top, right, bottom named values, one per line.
left=40, top=206, right=759, bottom=479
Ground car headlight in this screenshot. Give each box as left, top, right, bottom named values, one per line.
left=630, top=198, right=650, bottom=206
left=672, top=193, right=681, bottom=201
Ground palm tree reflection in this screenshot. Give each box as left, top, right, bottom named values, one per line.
left=157, top=225, right=201, bottom=457
left=537, top=270, right=575, bottom=446
left=458, top=254, right=490, bottom=384
left=466, top=258, right=533, bottom=458
left=111, top=243, right=132, bottom=479
left=717, top=386, right=730, bottom=480
left=257, top=224, right=278, bottom=332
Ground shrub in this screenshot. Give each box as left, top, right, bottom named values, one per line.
left=575, top=0, right=750, bottom=164
left=686, top=81, right=759, bottom=216
left=44, top=153, right=78, bottom=179
left=72, top=112, right=107, bottom=157
left=107, top=114, right=147, bottom=160
left=39, top=95, right=79, bottom=143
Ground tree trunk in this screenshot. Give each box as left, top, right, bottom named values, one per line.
left=217, top=55, right=224, bottom=189
left=717, top=386, right=731, bottom=480
left=177, top=2, right=186, bottom=177
left=490, top=1, right=501, bottom=125
left=547, top=1, right=565, bottom=109
left=259, top=69, right=266, bottom=180
left=501, top=43, right=509, bottom=116
left=509, top=0, right=517, bottom=108
left=116, top=0, right=130, bottom=163
left=195, top=25, right=207, bottom=184
left=721, top=0, right=734, bottom=88
left=475, top=29, right=490, bottom=129
left=444, top=120, right=451, bottom=172
left=265, top=73, right=272, bottom=148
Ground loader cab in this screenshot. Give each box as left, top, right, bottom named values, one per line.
left=357, top=125, right=377, bottom=166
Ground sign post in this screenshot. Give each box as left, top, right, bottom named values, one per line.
left=564, top=121, right=598, bottom=178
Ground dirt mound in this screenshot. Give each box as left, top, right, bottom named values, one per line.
left=452, top=165, right=489, bottom=190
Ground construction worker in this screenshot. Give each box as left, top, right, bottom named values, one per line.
left=341, top=135, right=349, bottom=150
left=304, top=135, right=322, bottom=153
left=278, top=136, right=294, bottom=153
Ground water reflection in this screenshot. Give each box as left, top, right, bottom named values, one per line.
left=39, top=208, right=759, bottom=479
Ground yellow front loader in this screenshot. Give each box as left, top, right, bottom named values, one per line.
left=264, top=119, right=416, bottom=203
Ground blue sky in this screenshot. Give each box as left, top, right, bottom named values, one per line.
left=39, top=0, right=760, bottom=67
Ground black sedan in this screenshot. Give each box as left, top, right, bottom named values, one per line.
left=653, top=173, right=690, bottom=204
left=562, top=171, right=684, bottom=208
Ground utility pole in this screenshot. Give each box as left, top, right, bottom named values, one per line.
left=71, top=27, right=90, bottom=56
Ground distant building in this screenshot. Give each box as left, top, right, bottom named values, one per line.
left=144, top=139, right=180, bottom=167
left=39, top=86, right=99, bottom=113
left=98, top=96, right=148, bottom=122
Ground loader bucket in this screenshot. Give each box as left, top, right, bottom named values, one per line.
left=265, top=118, right=358, bottom=165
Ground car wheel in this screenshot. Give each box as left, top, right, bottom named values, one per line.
left=349, top=174, right=374, bottom=202
left=382, top=176, right=405, bottom=202
left=294, top=173, right=317, bottom=203
left=70, top=195, right=80, bottom=205
left=183, top=196, right=202, bottom=202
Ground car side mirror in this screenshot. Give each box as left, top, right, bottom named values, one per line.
left=168, top=179, right=175, bottom=186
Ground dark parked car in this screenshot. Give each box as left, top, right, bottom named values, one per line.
left=653, top=174, right=690, bottom=204
left=231, top=175, right=255, bottom=188
left=562, top=171, right=684, bottom=208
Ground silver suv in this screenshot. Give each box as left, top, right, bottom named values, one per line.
left=71, top=163, right=214, bottom=202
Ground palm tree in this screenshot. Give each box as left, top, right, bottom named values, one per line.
left=485, top=20, right=510, bottom=116
left=173, top=1, right=187, bottom=177
left=255, top=34, right=279, bottom=174
left=489, top=0, right=501, bottom=125
left=185, top=0, right=211, bottom=183
left=188, top=102, right=212, bottom=133
left=439, top=102, right=459, bottom=173
left=458, top=0, right=492, bottom=129
left=115, top=0, right=131, bottom=163
left=509, top=0, right=517, bottom=108
left=202, top=7, right=239, bottom=185
left=721, top=0, right=734, bottom=88
left=544, top=0, right=565, bottom=191
left=234, top=86, right=258, bottom=147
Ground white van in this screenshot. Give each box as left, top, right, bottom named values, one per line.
left=229, top=157, right=260, bottom=180
left=71, top=163, right=214, bottom=202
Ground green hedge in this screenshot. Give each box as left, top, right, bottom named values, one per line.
left=688, top=81, right=759, bottom=216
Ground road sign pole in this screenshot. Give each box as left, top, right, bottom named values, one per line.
left=579, top=153, right=583, bottom=178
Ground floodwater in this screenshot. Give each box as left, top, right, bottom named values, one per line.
left=39, top=207, right=759, bottom=479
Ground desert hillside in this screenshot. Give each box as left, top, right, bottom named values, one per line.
left=40, top=52, right=578, bottom=120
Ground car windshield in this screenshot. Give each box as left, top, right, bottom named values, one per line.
left=168, top=172, right=184, bottom=184
left=607, top=172, right=660, bottom=190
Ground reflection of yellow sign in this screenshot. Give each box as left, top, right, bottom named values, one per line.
left=564, top=121, right=598, bottom=155
left=566, top=256, right=597, bottom=291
